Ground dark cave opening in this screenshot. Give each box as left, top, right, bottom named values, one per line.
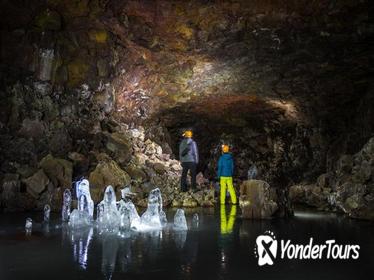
left=147, top=94, right=312, bottom=185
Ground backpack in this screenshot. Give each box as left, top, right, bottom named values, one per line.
left=181, top=142, right=191, bottom=157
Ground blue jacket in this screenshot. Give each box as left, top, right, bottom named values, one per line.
left=217, top=153, right=234, bottom=177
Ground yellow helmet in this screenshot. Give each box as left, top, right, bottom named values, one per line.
left=222, top=144, right=229, bottom=153
left=183, top=130, right=193, bottom=138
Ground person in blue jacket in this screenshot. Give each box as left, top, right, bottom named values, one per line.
left=218, top=144, right=237, bottom=204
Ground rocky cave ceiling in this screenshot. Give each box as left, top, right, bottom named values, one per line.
left=0, top=0, right=372, bottom=180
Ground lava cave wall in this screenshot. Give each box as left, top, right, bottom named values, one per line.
left=0, top=0, right=372, bottom=213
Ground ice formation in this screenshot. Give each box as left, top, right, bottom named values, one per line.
left=117, top=187, right=141, bottom=230
left=70, top=226, right=93, bottom=270
left=174, top=209, right=188, bottom=230
left=76, top=179, right=94, bottom=218
left=62, top=189, right=72, bottom=222
left=247, top=164, right=258, bottom=180
left=101, top=234, right=119, bottom=280
left=63, top=180, right=195, bottom=235
left=44, top=204, right=51, bottom=222
left=139, top=188, right=167, bottom=231
left=69, top=194, right=92, bottom=228
left=192, top=213, right=199, bottom=228
left=97, top=186, right=120, bottom=231
left=25, top=217, right=32, bottom=234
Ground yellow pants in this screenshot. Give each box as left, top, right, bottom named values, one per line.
left=220, top=205, right=237, bottom=234
left=220, top=176, right=237, bottom=204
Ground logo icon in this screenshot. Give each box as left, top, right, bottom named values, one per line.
left=255, top=231, right=278, bottom=266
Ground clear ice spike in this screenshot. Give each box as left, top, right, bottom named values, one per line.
left=44, top=204, right=51, bottom=222
left=25, top=217, right=33, bottom=233
left=174, top=209, right=188, bottom=230
left=62, top=189, right=72, bottom=222
left=192, top=213, right=199, bottom=228
left=76, top=179, right=94, bottom=218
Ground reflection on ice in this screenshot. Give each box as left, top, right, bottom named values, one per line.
left=174, top=230, right=187, bottom=249
left=101, top=233, right=119, bottom=280
left=69, top=226, right=93, bottom=270
left=192, top=213, right=199, bottom=229
left=63, top=178, right=197, bottom=272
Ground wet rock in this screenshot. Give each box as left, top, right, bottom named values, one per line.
left=18, top=192, right=36, bottom=211
left=196, top=172, right=208, bottom=186
left=352, top=160, right=371, bottom=183
left=289, top=184, right=306, bottom=203
left=289, top=184, right=330, bottom=210
left=124, top=164, right=147, bottom=182
left=104, top=132, right=132, bottom=166
left=88, top=159, right=131, bottom=202
left=67, top=59, right=89, bottom=87
left=23, top=169, right=49, bottom=199
left=18, top=118, right=46, bottom=139
left=88, top=29, right=108, bottom=44
left=39, top=154, right=73, bottom=188
left=1, top=174, right=20, bottom=211
left=16, top=165, right=37, bottom=179
left=34, top=9, right=62, bottom=31
left=97, top=59, right=109, bottom=77
left=152, top=162, right=166, bottom=175
left=304, top=137, right=374, bottom=219
left=172, top=199, right=182, bottom=207
left=144, top=139, right=162, bottom=157
left=337, top=155, right=353, bottom=175
left=239, top=180, right=278, bottom=219
left=316, top=173, right=331, bottom=188
left=182, top=197, right=198, bottom=207
left=48, top=128, right=73, bottom=156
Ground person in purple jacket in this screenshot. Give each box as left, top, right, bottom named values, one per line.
left=179, top=130, right=199, bottom=192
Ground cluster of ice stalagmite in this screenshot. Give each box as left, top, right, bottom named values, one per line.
left=62, top=179, right=192, bottom=233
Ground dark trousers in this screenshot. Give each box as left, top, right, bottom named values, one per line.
left=181, top=162, right=197, bottom=191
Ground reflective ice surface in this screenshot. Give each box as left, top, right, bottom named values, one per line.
left=0, top=208, right=373, bottom=280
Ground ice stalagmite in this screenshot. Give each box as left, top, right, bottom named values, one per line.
left=76, top=179, right=94, bottom=218
left=97, top=186, right=120, bottom=231
left=117, top=187, right=141, bottom=230
left=140, top=188, right=166, bottom=230
left=62, top=189, right=72, bottom=222
left=25, top=218, right=32, bottom=234
left=174, top=209, right=188, bottom=230
left=69, top=194, right=92, bottom=228
left=192, top=213, right=199, bottom=228
left=44, top=204, right=51, bottom=222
